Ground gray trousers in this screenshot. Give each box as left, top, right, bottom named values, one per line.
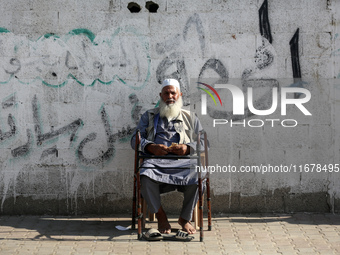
left=140, top=176, right=201, bottom=221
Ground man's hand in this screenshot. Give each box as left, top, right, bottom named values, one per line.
left=145, top=144, right=169, bottom=156
left=168, top=144, right=190, bottom=155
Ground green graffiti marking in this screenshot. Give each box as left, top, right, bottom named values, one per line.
left=0, top=77, right=12, bottom=85
left=0, top=27, right=151, bottom=90
left=118, top=135, right=132, bottom=143
left=0, top=28, right=10, bottom=33
left=67, top=29, right=97, bottom=44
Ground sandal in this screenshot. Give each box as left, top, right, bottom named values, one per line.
left=143, top=228, right=163, bottom=241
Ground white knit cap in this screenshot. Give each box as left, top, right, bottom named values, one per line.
left=161, top=78, right=180, bottom=91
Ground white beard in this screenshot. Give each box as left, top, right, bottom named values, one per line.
left=159, top=96, right=183, bottom=121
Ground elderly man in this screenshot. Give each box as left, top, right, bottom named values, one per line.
left=131, top=78, right=206, bottom=235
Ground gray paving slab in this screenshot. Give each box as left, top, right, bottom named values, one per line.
left=0, top=213, right=339, bottom=255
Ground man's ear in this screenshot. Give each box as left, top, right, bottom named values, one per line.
left=159, top=92, right=162, bottom=97
left=180, top=92, right=183, bottom=96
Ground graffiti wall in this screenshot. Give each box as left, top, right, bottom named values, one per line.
left=0, top=0, right=339, bottom=214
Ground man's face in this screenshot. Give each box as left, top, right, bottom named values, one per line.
left=160, top=86, right=182, bottom=105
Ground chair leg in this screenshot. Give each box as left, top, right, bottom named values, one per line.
left=132, top=174, right=137, bottom=230
left=192, top=203, right=199, bottom=230
left=207, top=177, right=212, bottom=231
left=198, top=178, right=204, bottom=242
left=137, top=172, right=142, bottom=239
left=133, top=131, right=140, bottom=233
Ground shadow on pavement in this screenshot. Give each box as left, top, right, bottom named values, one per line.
left=1, top=213, right=339, bottom=243
left=214, top=213, right=340, bottom=225
left=0, top=216, right=138, bottom=242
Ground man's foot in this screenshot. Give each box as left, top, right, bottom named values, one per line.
left=178, top=217, right=196, bottom=234
left=156, top=206, right=171, bottom=234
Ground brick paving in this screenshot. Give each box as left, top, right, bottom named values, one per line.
left=0, top=213, right=339, bottom=254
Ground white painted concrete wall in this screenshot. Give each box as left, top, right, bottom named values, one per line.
left=0, top=0, right=339, bottom=214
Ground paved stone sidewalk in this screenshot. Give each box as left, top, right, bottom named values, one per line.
left=0, top=213, right=339, bottom=254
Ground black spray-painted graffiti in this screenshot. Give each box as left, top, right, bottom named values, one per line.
left=77, top=107, right=115, bottom=166
left=254, top=43, right=274, bottom=71
left=40, top=145, right=58, bottom=160
left=0, top=114, right=16, bottom=142
left=198, top=59, right=229, bottom=83
left=156, top=52, right=189, bottom=104
left=11, top=129, right=33, bottom=158
left=259, top=0, right=273, bottom=44
left=290, top=28, right=301, bottom=79
left=156, top=13, right=207, bottom=105
left=0, top=94, right=17, bottom=143
left=2, top=94, right=16, bottom=109
left=183, top=13, right=206, bottom=56
left=3, top=94, right=135, bottom=165
left=205, top=0, right=305, bottom=121
left=33, top=95, right=83, bottom=146
left=129, top=93, right=143, bottom=125
left=154, top=0, right=284, bottom=119
left=289, top=28, right=305, bottom=99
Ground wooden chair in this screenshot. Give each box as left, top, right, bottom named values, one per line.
left=132, top=130, right=211, bottom=242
